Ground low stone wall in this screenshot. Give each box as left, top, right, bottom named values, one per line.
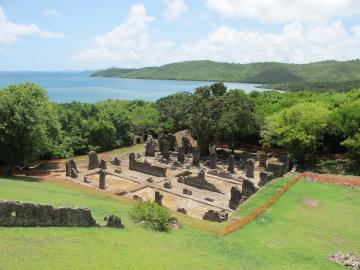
left=0, top=200, right=97, bottom=227
left=129, top=153, right=167, bottom=177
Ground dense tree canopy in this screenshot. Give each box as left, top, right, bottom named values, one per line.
left=0, top=83, right=60, bottom=175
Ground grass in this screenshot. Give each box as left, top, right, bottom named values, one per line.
left=0, top=176, right=359, bottom=270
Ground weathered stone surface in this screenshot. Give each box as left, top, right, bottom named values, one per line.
left=192, top=148, right=200, bottom=166
left=163, top=181, right=172, bottom=189
left=246, top=158, right=255, bottom=178
left=182, top=136, right=193, bottom=154
left=229, top=186, right=242, bottom=210
left=104, top=214, right=124, bottom=228
left=177, top=147, right=185, bottom=163
left=238, top=151, right=250, bottom=169
left=242, top=179, right=257, bottom=198
left=99, top=169, right=106, bottom=189
left=329, top=252, right=360, bottom=270
left=266, top=159, right=284, bottom=178
left=83, top=175, right=90, bottom=183
left=205, top=197, right=214, bottom=202
left=147, top=177, right=154, bottom=183
left=258, top=171, right=275, bottom=187
left=110, top=157, right=121, bottom=166
left=65, top=159, right=78, bottom=178
left=183, top=188, right=192, bottom=195
left=178, top=170, right=221, bottom=193
left=207, top=169, right=233, bottom=179
left=88, top=151, right=99, bottom=170
left=227, top=154, right=235, bottom=173
left=157, top=133, right=165, bottom=152
left=162, top=138, right=170, bottom=159
left=114, top=168, right=122, bottom=174
left=203, top=209, right=228, bottom=222
left=209, top=144, right=217, bottom=169
left=0, top=200, right=96, bottom=227
left=155, top=191, right=163, bottom=205
left=278, top=153, right=291, bottom=175
left=99, top=159, right=107, bottom=170
left=258, top=151, right=267, bottom=168
left=129, top=152, right=167, bottom=177
left=177, top=208, right=187, bottom=215
left=145, top=135, right=157, bottom=157
left=168, top=133, right=177, bottom=151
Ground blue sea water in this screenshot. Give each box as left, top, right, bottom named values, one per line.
left=0, top=71, right=266, bottom=103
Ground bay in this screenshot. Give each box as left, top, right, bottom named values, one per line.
left=0, top=71, right=267, bottom=103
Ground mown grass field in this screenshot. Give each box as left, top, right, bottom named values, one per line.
left=0, top=176, right=359, bottom=270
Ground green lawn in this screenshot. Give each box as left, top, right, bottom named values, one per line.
left=0, top=176, right=359, bottom=270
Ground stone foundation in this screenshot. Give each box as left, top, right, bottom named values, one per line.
left=129, top=153, right=167, bottom=177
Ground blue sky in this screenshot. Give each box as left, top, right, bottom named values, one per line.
left=1, top=0, right=360, bottom=70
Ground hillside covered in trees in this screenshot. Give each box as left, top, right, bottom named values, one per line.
left=92, top=59, right=360, bottom=91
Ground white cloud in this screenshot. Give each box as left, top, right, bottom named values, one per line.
left=42, top=9, right=61, bottom=17
left=163, top=0, right=187, bottom=21
left=207, top=0, right=360, bottom=23
left=73, top=4, right=174, bottom=68
left=180, top=21, right=360, bottom=63
left=0, top=6, right=65, bottom=44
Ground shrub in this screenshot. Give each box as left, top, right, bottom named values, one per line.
left=129, top=201, right=171, bottom=232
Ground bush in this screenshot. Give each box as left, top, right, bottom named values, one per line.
left=129, top=201, right=171, bottom=232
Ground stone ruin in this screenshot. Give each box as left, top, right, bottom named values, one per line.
left=0, top=200, right=96, bottom=227
left=99, top=159, right=107, bottom=170
left=242, top=179, right=258, bottom=199
left=104, top=214, right=124, bottom=228
left=88, top=151, right=99, bottom=170
left=183, top=188, right=192, bottom=195
left=207, top=169, right=234, bottom=180
left=163, top=181, right=172, bottom=189
left=110, top=157, right=121, bottom=166
left=266, top=159, right=285, bottom=178
left=155, top=191, right=163, bottom=205
left=258, top=171, right=275, bottom=187
left=246, top=158, right=255, bottom=178
left=227, top=154, right=235, bottom=173
left=209, top=144, right=217, bottom=169
left=177, top=147, right=185, bottom=163
left=145, top=135, right=157, bottom=157
left=177, top=208, right=187, bottom=215
left=203, top=209, right=228, bottom=222
left=128, top=152, right=167, bottom=177
left=258, top=151, right=267, bottom=168
left=229, top=186, right=242, bottom=210
left=99, top=169, right=106, bottom=189
left=182, top=136, right=193, bottom=154
left=178, top=170, right=221, bottom=193
left=65, top=159, right=79, bottom=178
left=192, top=148, right=200, bottom=166
left=329, top=252, right=360, bottom=270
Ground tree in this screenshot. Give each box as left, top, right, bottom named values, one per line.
left=261, top=102, right=331, bottom=162
left=0, top=83, right=60, bottom=175
left=188, top=83, right=226, bottom=156
left=216, top=89, right=256, bottom=150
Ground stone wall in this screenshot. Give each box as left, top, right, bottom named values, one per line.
left=129, top=153, right=167, bottom=177
left=178, top=170, right=221, bottom=193
left=0, top=200, right=97, bottom=227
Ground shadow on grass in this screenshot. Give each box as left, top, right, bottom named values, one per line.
left=0, top=175, right=43, bottom=183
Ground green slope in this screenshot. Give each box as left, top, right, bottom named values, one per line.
left=92, top=59, right=360, bottom=84
left=1, top=176, right=360, bottom=270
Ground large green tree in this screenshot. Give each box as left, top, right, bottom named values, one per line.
left=261, top=102, right=331, bottom=162
left=0, top=83, right=60, bottom=175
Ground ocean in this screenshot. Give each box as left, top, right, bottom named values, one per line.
left=0, top=71, right=266, bottom=103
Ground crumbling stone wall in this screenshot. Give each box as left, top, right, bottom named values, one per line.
left=0, top=200, right=97, bottom=227
left=258, top=171, right=275, bottom=186
left=229, top=186, right=242, bottom=210
left=128, top=152, right=167, bottom=177
left=178, top=170, right=221, bottom=193
left=203, top=209, right=228, bottom=222
left=266, top=159, right=284, bottom=178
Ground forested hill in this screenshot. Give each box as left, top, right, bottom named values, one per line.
left=92, top=59, right=360, bottom=84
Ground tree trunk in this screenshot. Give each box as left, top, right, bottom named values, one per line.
left=6, top=162, right=14, bottom=177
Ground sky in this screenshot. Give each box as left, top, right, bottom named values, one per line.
left=1, top=0, right=360, bottom=71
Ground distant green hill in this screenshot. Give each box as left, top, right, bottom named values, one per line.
left=92, top=59, right=360, bottom=84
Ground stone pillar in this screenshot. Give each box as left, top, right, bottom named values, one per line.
left=154, top=191, right=163, bottom=205
left=259, top=171, right=275, bottom=187
left=99, top=159, right=107, bottom=169
left=177, top=147, right=185, bottom=163
left=259, top=151, right=267, bottom=168
left=246, top=158, right=255, bottom=178
left=209, top=144, right=217, bottom=169
left=229, top=186, right=242, bottom=210
left=157, top=133, right=165, bottom=152
left=110, top=157, right=121, bottom=166
left=145, top=135, right=156, bottom=157
left=242, top=179, right=257, bottom=198
left=99, top=169, right=106, bottom=189
left=162, top=139, right=170, bottom=159
left=278, top=153, right=290, bottom=175
left=168, top=133, right=176, bottom=151
left=192, top=148, right=200, bottom=166
left=227, top=154, right=235, bottom=173
left=88, top=151, right=99, bottom=170
left=182, top=136, right=192, bottom=154
left=66, top=159, right=78, bottom=178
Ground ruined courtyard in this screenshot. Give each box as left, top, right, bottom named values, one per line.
left=62, top=132, right=292, bottom=222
